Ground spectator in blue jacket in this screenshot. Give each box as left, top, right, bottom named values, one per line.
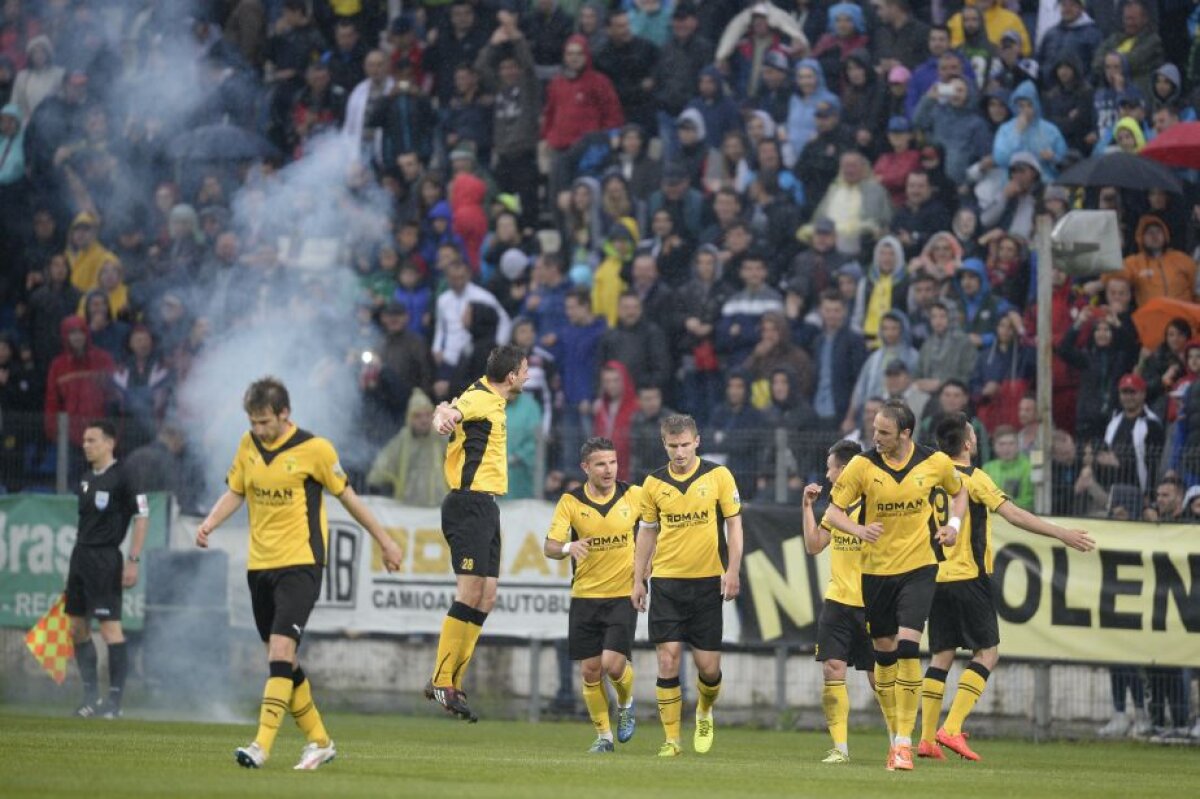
left=992, top=80, right=1068, bottom=178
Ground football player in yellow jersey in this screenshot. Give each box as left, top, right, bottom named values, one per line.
left=802, top=439, right=895, bottom=764
left=544, top=437, right=641, bottom=753
left=632, top=414, right=743, bottom=758
left=196, top=377, right=403, bottom=770
left=426, top=345, right=529, bottom=722
left=826, top=399, right=967, bottom=772
left=919, top=413, right=1095, bottom=762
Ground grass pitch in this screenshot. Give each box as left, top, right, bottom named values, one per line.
left=2, top=707, right=1195, bottom=799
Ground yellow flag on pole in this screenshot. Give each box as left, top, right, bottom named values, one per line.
left=25, top=594, right=74, bottom=684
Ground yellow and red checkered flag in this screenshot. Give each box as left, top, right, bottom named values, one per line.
left=25, top=594, right=74, bottom=685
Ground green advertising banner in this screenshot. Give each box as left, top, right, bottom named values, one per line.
left=0, top=493, right=169, bottom=629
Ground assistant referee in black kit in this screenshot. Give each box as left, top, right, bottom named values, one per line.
left=67, top=421, right=149, bottom=718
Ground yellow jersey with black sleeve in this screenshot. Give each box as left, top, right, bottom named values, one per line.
left=226, top=425, right=348, bottom=570
left=640, top=459, right=741, bottom=579
left=819, top=498, right=866, bottom=607
left=829, top=445, right=963, bottom=577
left=444, top=377, right=508, bottom=494
left=547, top=482, right=642, bottom=598
left=935, top=465, right=1008, bottom=583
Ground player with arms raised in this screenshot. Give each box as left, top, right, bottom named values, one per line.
left=633, top=414, right=743, bottom=757
left=196, top=377, right=403, bottom=770
left=424, top=345, right=529, bottom=723
left=919, top=413, right=1095, bottom=761
left=825, top=399, right=967, bottom=771
left=802, top=439, right=895, bottom=763
left=544, top=437, right=641, bottom=753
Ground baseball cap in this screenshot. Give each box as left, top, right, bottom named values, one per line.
left=814, top=101, right=838, bottom=118
left=1118, top=373, right=1147, bottom=392
left=1001, top=30, right=1022, bottom=46
left=884, top=360, right=910, bottom=377
left=814, top=217, right=836, bottom=235
left=763, top=49, right=790, bottom=73
left=887, top=64, right=911, bottom=84
left=672, top=1, right=697, bottom=19
left=662, top=163, right=689, bottom=184
left=887, top=115, right=912, bottom=133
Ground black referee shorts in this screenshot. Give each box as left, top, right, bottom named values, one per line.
left=861, top=565, right=938, bottom=640
left=927, top=576, right=1000, bottom=654
left=648, top=576, right=723, bottom=651
left=64, top=545, right=123, bottom=621
left=568, top=596, right=636, bottom=660
left=815, top=599, right=874, bottom=671
left=247, top=565, right=322, bottom=643
left=442, top=489, right=501, bottom=578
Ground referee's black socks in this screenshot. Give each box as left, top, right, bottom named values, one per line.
left=75, top=638, right=99, bottom=704
left=106, top=641, right=128, bottom=708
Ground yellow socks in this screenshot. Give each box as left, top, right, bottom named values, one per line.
left=822, top=679, right=850, bottom=750
left=583, top=680, right=612, bottom=738
left=432, top=602, right=487, bottom=688
left=613, top=662, right=635, bottom=708
left=944, top=662, right=990, bottom=736
left=873, top=653, right=898, bottom=742
left=655, top=676, right=682, bottom=742
left=921, top=667, right=948, bottom=744
left=895, top=653, right=923, bottom=744
left=290, top=667, right=330, bottom=746
left=255, top=661, right=295, bottom=754
left=696, top=671, right=721, bottom=717
left=455, top=613, right=487, bottom=691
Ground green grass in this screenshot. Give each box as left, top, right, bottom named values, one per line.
left=1, top=707, right=1195, bottom=799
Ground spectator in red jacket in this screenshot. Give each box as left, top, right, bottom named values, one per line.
left=541, top=34, right=624, bottom=209
left=44, top=315, right=115, bottom=446
left=592, top=359, right=638, bottom=481
left=449, top=167, right=488, bottom=272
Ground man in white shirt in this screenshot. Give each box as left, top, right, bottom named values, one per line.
left=433, top=257, right=512, bottom=399
left=343, top=50, right=394, bottom=164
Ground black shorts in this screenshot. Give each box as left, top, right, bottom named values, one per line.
left=648, top=576, right=723, bottom=651
left=442, top=490, right=501, bottom=577
left=569, top=596, right=636, bottom=660
left=927, top=576, right=1000, bottom=653
left=246, top=565, right=322, bottom=643
left=64, top=546, right=123, bottom=621
left=815, top=599, right=874, bottom=671
left=861, top=565, right=938, bottom=640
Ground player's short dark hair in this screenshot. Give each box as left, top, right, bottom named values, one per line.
left=485, top=344, right=526, bottom=383
left=660, top=413, right=698, bottom=438
left=581, top=437, right=616, bottom=462
left=244, top=377, right=290, bottom=415
left=878, top=399, right=916, bottom=436
left=566, top=286, right=591, bottom=306
left=819, top=287, right=844, bottom=304
left=85, top=420, right=117, bottom=441
left=935, top=411, right=970, bottom=457
left=828, top=439, right=862, bottom=468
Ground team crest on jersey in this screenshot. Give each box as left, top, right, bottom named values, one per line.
left=94, top=491, right=109, bottom=510
left=698, top=485, right=709, bottom=497
left=620, top=505, right=630, bottom=518
left=284, top=456, right=297, bottom=473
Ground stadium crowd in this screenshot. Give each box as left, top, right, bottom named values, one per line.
left=0, top=0, right=1199, bottom=536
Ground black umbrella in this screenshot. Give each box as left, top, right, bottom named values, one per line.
left=169, top=123, right=279, bottom=161
left=1056, top=151, right=1183, bottom=193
